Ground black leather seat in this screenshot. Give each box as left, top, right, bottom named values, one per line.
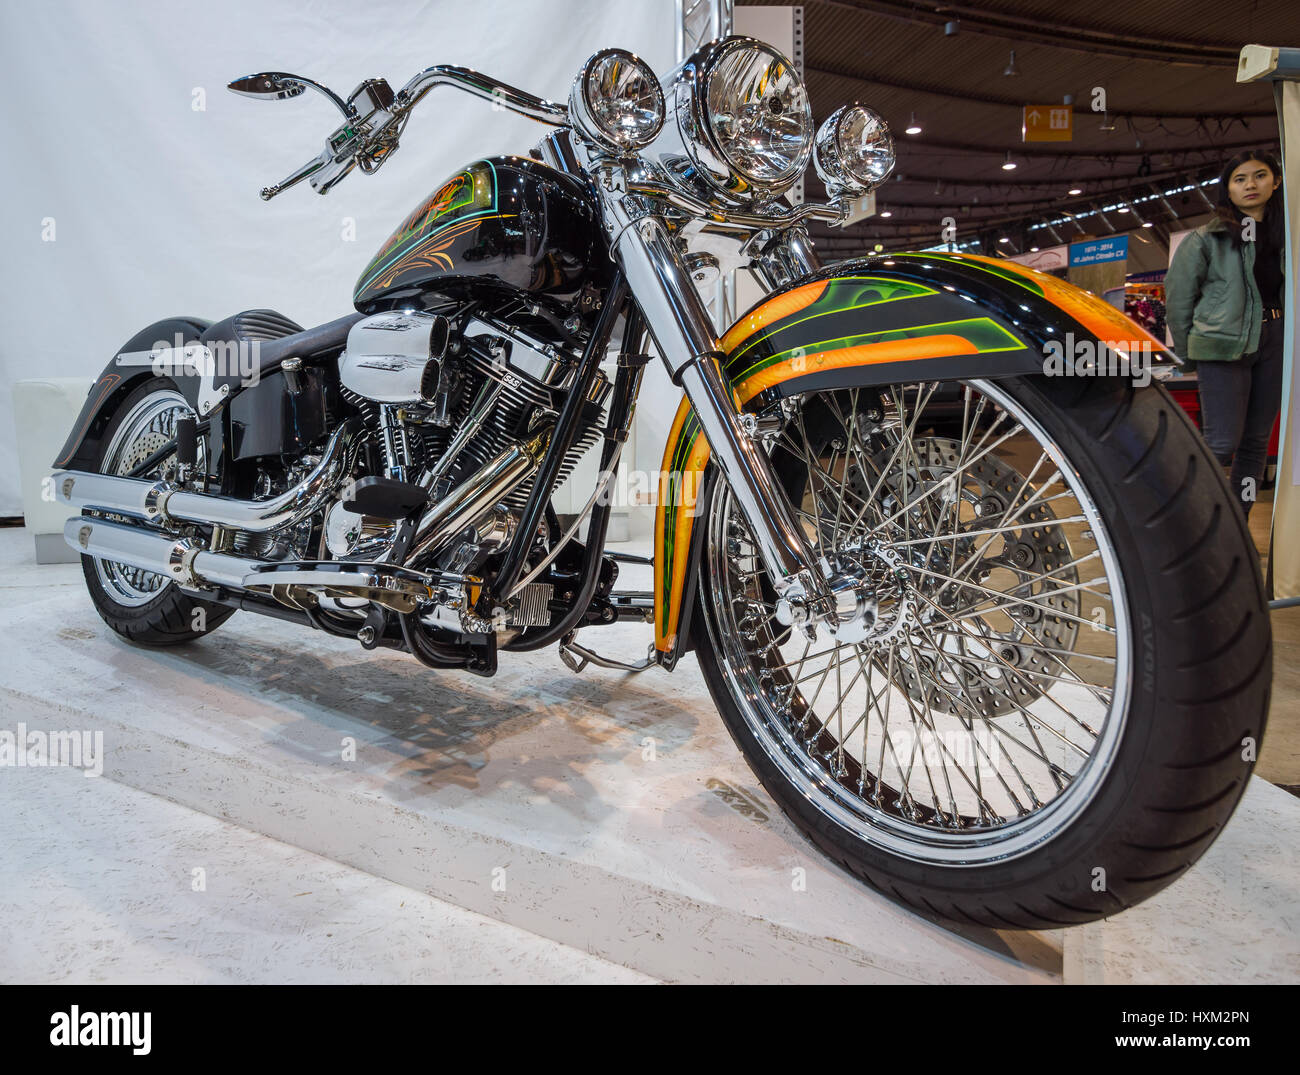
left=199, top=309, right=303, bottom=377
left=197, top=309, right=366, bottom=388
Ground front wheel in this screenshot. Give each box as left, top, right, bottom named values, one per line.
left=694, top=374, right=1270, bottom=928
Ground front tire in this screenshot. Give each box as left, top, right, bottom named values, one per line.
left=80, top=375, right=235, bottom=646
left=694, top=374, right=1270, bottom=929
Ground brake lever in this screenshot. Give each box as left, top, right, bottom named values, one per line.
left=260, top=149, right=332, bottom=201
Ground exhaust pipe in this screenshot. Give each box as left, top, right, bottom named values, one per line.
left=405, top=427, right=551, bottom=564
left=52, top=419, right=361, bottom=534
left=64, top=516, right=261, bottom=589
left=66, top=516, right=442, bottom=614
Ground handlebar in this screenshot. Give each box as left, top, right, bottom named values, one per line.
left=231, top=62, right=857, bottom=237
left=231, top=65, right=568, bottom=200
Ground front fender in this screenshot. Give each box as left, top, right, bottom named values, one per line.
left=652, top=251, right=1168, bottom=662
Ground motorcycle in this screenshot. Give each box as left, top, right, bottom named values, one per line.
left=52, top=38, right=1271, bottom=929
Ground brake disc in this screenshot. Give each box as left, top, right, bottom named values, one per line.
left=116, top=429, right=172, bottom=475
left=856, top=436, right=1080, bottom=718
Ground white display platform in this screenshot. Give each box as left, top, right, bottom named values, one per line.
left=1, top=528, right=1295, bottom=983
left=0, top=763, right=654, bottom=983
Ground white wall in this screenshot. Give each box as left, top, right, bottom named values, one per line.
left=0, top=0, right=675, bottom=515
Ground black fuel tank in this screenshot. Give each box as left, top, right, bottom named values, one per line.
left=352, top=156, right=609, bottom=314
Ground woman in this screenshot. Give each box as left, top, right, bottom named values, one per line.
left=1165, top=149, right=1286, bottom=518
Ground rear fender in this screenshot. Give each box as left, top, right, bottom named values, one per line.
left=53, top=317, right=211, bottom=471
left=652, top=251, right=1169, bottom=664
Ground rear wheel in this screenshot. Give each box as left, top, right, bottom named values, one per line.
left=694, top=375, right=1270, bottom=928
left=80, top=376, right=235, bottom=645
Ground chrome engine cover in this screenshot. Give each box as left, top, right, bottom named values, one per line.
left=338, top=310, right=450, bottom=403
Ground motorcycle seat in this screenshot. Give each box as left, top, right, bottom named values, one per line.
left=198, top=309, right=304, bottom=374
left=198, top=309, right=366, bottom=381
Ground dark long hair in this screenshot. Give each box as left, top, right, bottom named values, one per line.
left=1214, top=148, right=1284, bottom=248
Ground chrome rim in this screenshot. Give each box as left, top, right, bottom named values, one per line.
left=703, top=379, right=1131, bottom=866
left=93, top=388, right=201, bottom=607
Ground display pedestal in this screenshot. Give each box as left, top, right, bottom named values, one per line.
left=1, top=589, right=1060, bottom=983
left=2, top=530, right=1294, bottom=983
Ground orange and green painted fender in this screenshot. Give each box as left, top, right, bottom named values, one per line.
left=652, top=251, right=1170, bottom=663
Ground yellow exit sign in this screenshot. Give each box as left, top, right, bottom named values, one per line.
left=1023, top=105, right=1073, bottom=142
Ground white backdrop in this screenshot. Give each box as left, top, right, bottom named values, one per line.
left=0, top=0, right=676, bottom=516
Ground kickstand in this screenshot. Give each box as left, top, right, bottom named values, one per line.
left=558, top=630, right=657, bottom=674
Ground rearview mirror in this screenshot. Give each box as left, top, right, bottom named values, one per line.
left=227, top=71, right=351, bottom=119
left=227, top=72, right=306, bottom=100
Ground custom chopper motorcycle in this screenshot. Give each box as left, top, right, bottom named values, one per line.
left=53, top=39, right=1271, bottom=929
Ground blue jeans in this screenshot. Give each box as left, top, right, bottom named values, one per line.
left=1196, top=317, right=1284, bottom=517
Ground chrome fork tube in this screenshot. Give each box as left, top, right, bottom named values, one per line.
left=610, top=210, right=832, bottom=608
left=677, top=356, right=831, bottom=602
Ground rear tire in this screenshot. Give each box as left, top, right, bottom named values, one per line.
left=694, top=374, right=1270, bottom=929
left=80, top=375, right=235, bottom=646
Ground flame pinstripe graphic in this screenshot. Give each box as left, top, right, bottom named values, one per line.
left=353, top=161, right=505, bottom=304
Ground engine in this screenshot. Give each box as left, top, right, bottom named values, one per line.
left=331, top=306, right=611, bottom=580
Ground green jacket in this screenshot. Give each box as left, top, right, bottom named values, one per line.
left=1165, top=215, right=1280, bottom=362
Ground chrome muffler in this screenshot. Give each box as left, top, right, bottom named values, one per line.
left=64, top=516, right=259, bottom=590
left=52, top=419, right=361, bottom=534
left=65, top=516, right=446, bottom=615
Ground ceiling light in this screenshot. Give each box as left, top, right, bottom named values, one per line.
left=880, top=210, right=892, bottom=217
left=944, top=19, right=959, bottom=35
left=999, top=236, right=1011, bottom=243
left=1116, top=206, right=1130, bottom=213
left=1068, top=187, right=1083, bottom=196
left=1141, top=220, right=1154, bottom=228
left=1099, top=112, right=1116, bottom=132
left=1003, top=50, right=1019, bottom=77
left=1030, top=245, right=1040, bottom=251
left=905, top=112, right=922, bottom=135
left=1001, top=151, right=1017, bottom=170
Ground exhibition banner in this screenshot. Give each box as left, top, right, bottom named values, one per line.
left=1070, top=236, right=1129, bottom=266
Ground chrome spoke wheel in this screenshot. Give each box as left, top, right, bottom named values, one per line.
left=93, top=387, right=202, bottom=607
left=703, top=379, right=1130, bottom=866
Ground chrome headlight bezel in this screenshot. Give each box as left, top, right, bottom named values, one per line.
left=814, top=105, right=896, bottom=198
left=660, top=36, right=814, bottom=205
left=568, top=48, right=665, bottom=153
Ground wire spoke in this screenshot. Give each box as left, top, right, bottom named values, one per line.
left=708, top=380, right=1124, bottom=850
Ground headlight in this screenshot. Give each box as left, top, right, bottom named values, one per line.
left=814, top=105, right=895, bottom=197
left=569, top=49, right=665, bottom=152
left=662, top=36, right=814, bottom=201
left=704, top=39, right=813, bottom=186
